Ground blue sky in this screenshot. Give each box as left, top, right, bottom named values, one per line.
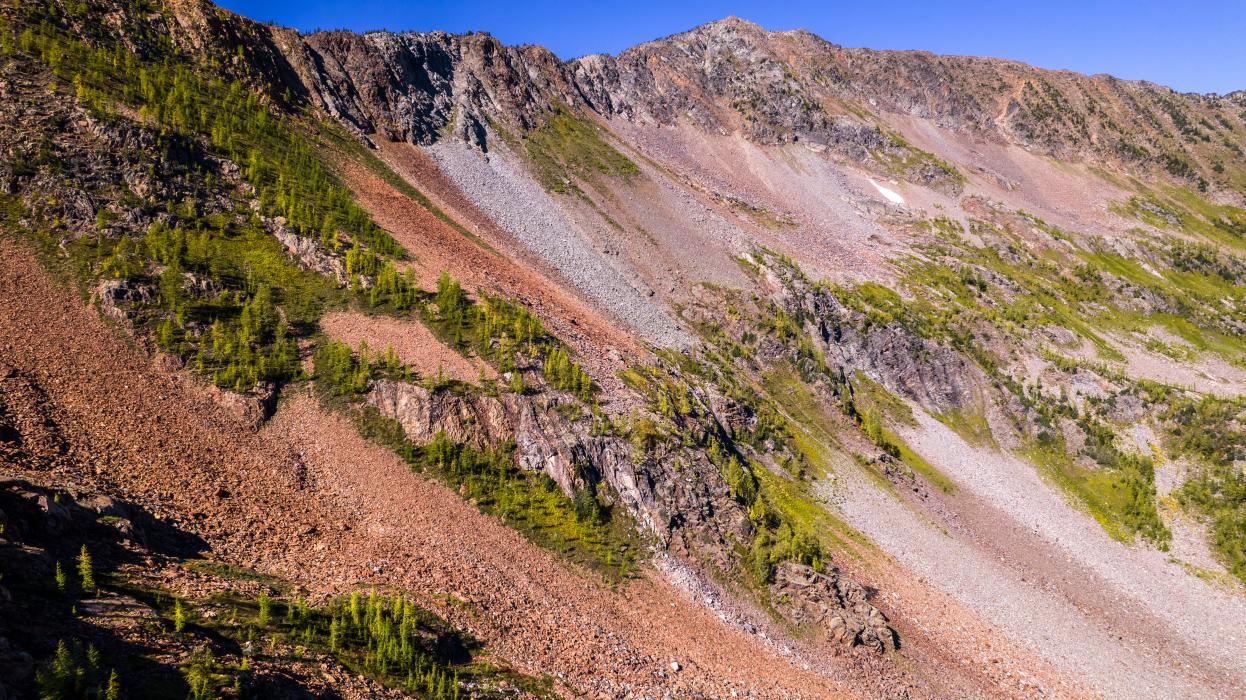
left=217, top=0, right=1245, bottom=94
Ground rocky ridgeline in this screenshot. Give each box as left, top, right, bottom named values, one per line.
left=38, top=0, right=1246, bottom=193
left=279, top=15, right=1241, bottom=193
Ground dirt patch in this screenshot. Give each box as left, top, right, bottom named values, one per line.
left=320, top=310, right=492, bottom=384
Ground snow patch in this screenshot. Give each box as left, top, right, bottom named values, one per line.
left=868, top=179, right=905, bottom=205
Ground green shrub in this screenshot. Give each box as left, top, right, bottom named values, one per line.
left=1178, top=462, right=1246, bottom=585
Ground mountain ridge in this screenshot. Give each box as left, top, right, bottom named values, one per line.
left=3, top=1, right=1246, bottom=698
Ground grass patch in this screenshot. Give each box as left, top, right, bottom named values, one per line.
left=751, top=465, right=873, bottom=557
left=502, top=106, right=639, bottom=194
left=1022, top=439, right=1169, bottom=547
left=1095, top=311, right=1246, bottom=366
left=180, top=559, right=288, bottom=593
left=1177, top=461, right=1246, bottom=586
left=760, top=367, right=844, bottom=478
left=850, top=372, right=916, bottom=427
left=937, top=407, right=996, bottom=447
left=870, top=131, right=965, bottom=188
left=1114, top=186, right=1246, bottom=253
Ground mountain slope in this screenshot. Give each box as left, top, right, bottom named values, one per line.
left=3, top=1, right=1246, bottom=699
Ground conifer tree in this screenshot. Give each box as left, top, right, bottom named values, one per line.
left=257, top=592, right=272, bottom=625
left=76, top=545, right=95, bottom=594
left=105, top=669, right=121, bottom=700
left=173, top=598, right=186, bottom=632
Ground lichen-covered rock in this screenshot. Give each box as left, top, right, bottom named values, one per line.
left=272, top=221, right=348, bottom=286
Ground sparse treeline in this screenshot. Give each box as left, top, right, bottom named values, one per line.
left=542, top=347, right=593, bottom=400
left=429, top=272, right=595, bottom=398
left=386, top=421, right=637, bottom=580
left=296, top=590, right=466, bottom=699
left=4, top=10, right=418, bottom=392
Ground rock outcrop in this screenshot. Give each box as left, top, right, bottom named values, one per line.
left=366, top=380, right=750, bottom=558
left=770, top=562, right=897, bottom=653
left=758, top=253, right=984, bottom=414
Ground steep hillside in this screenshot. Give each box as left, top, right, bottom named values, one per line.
left=3, top=1, right=1246, bottom=699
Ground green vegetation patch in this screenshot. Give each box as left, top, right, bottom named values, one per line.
left=1177, top=461, right=1246, bottom=585
left=752, top=242, right=1180, bottom=543
left=1114, top=186, right=1246, bottom=253
left=1162, top=394, right=1246, bottom=584
left=120, top=582, right=552, bottom=699
left=508, top=106, right=639, bottom=194
left=936, top=407, right=996, bottom=447
left=17, top=531, right=548, bottom=700
left=870, top=131, right=965, bottom=188
left=3, top=14, right=427, bottom=393
left=1023, top=439, right=1169, bottom=547
left=1019, top=381, right=1170, bottom=546
left=421, top=272, right=594, bottom=398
